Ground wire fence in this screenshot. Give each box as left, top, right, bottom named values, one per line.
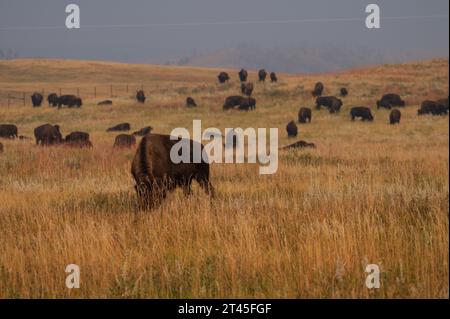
left=0, top=84, right=146, bottom=106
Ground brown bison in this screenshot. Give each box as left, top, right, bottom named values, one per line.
left=223, top=96, right=244, bottom=110
left=136, top=90, right=146, bottom=103
left=312, top=82, right=324, bottom=97
left=34, top=124, right=63, bottom=146
left=350, top=107, right=374, bottom=121
left=316, top=96, right=343, bottom=113
left=58, top=95, right=82, bottom=108
left=48, top=93, right=59, bottom=107
left=389, top=109, right=401, bottom=125
left=281, top=140, right=316, bottom=150
left=31, top=92, right=43, bottom=107
left=238, top=97, right=256, bottom=111
left=114, top=134, right=136, bottom=148
left=186, top=97, right=197, bottom=108
left=286, top=121, right=298, bottom=138
left=377, top=94, right=405, bottom=109
left=418, top=99, right=448, bottom=116
left=340, top=88, right=348, bottom=97
left=241, top=82, right=254, bottom=97
left=131, top=134, right=214, bottom=209
left=65, top=132, right=93, bottom=148
left=0, top=124, right=18, bottom=139
left=107, top=123, right=131, bottom=132
left=270, top=72, right=278, bottom=83
left=238, top=69, right=248, bottom=82
left=298, top=107, right=312, bottom=123
left=218, top=72, right=230, bottom=84
left=133, top=126, right=153, bottom=136
left=98, top=100, right=113, bottom=106
left=258, top=69, right=267, bottom=82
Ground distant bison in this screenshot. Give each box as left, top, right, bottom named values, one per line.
left=270, top=72, right=278, bottom=83
left=377, top=94, right=405, bottom=109
left=47, top=93, right=59, bottom=107
left=298, top=107, right=312, bottom=123
left=34, top=124, right=63, bottom=146
left=136, top=90, right=146, bottom=103
left=281, top=140, right=316, bottom=150
left=286, top=121, right=298, bottom=138
left=418, top=100, right=448, bottom=116
left=107, top=123, right=131, bottom=132
left=238, top=97, right=256, bottom=111
left=58, top=95, right=82, bottom=108
left=114, top=134, right=136, bottom=148
left=31, top=92, right=43, bottom=107
left=98, top=100, right=113, bottom=106
left=133, top=126, right=153, bottom=136
left=340, top=88, right=348, bottom=97
left=223, top=96, right=244, bottom=110
left=131, top=134, right=214, bottom=209
left=316, top=96, right=343, bottom=113
left=238, top=69, right=248, bottom=82
left=186, top=97, right=197, bottom=108
left=437, top=97, right=449, bottom=111
left=241, top=82, right=254, bottom=97
left=0, top=124, right=18, bottom=139
left=218, top=72, right=230, bottom=84
left=350, top=107, right=374, bottom=121
left=389, top=109, right=401, bottom=124
left=312, top=82, right=324, bottom=97
left=65, top=131, right=93, bottom=148
left=258, top=69, right=267, bottom=82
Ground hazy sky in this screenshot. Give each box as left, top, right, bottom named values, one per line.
left=0, top=0, right=448, bottom=63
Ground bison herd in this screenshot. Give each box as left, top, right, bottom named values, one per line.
left=1, top=68, right=449, bottom=210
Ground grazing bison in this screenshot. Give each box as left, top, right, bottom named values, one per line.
left=34, top=124, right=63, bottom=146
left=286, top=121, right=298, bottom=138
left=218, top=72, right=230, bottom=84
left=136, top=90, right=146, bottom=103
left=131, top=134, right=214, bottom=209
left=418, top=100, right=448, bottom=116
left=58, top=95, right=82, bottom=108
left=298, top=107, right=312, bottom=123
left=98, top=100, right=113, bottom=106
left=437, top=97, right=449, bottom=111
left=64, top=131, right=92, bottom=148
left=47, top=93, right=59, bottom=107
left=223, top=96, right=244, bottom=110
left=238, top=97, right=256, bottom=111
left=107, top=123, right=131, bottom=132
left=186, top=97, right=197, bottom=108
left=377, top=94, right=405, bottom=109
left=133, top=126, right=153, bottom=136
left=0, top=124, right=18, bottom=139
left=31, top=92, right=43, bottom=107
left=350, top=107, right=374, bottom=121
left=238, top=69, right=248, bottom=82
left=340, top=88, right=348, bottom=97
left=258, top=69, right=267, bottom=82
left=281, top=140, right=316, bottom=150
left=389, top=109, right=401, bottom=124
left=114, top=134, right=136, bottom=148
left=316, top=96, right=343, bottom=113
left=270, top=72, right=278, bottom=83
left=241, top=82, right=254, bottom=97
left=312, top=82, right=324, bottom=97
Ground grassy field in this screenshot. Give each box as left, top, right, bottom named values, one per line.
left=0, top=58, right=448, bottom=298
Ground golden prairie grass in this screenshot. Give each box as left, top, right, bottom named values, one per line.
left=0, top=58, right=448, bottom=298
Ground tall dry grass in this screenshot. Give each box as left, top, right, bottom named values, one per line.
left=0, top=58, right=448, bottom=298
